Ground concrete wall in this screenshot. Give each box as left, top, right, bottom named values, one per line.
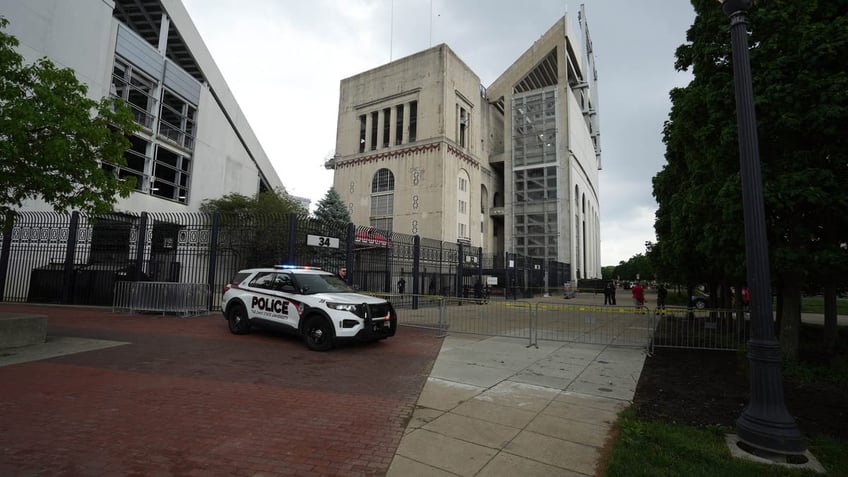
left=2, top=0, right=284, bottom=215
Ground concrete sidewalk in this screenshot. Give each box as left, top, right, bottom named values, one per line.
left=387, top=335, right=646, bottom=476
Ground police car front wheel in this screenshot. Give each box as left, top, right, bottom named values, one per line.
left=303, top=315, right=334, bottom=351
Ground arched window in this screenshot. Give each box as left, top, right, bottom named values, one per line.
left=457, top=169, right=470, bottom=241
left=370, top=168, right=394, bottom=231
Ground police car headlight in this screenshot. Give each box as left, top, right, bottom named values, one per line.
left=327, top=302, right=359, bottom=314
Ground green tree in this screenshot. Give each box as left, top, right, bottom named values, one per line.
left=612, top=254, right=654, bottom=283
left=0, top=17, right=139, bottom=231
left=200, top=189, right=308, bottom=268
left=200, top=189, right=307, bottom=216
left=656, top=0, right=848, bottom=359
left=313, top=187, right=351, bottom=226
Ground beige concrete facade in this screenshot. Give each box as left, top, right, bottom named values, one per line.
left=330, top=13, right=601, bottom=280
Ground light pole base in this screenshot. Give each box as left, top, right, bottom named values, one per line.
left=725, top=435, right=824, bottom=473
left=736, top=339, right=806, bottom=454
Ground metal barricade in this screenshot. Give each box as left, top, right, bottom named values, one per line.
left=650, top=306, right=749, bottom=352
left=533, top=302, right=655, bottom=348
left=113, top=281, right=209, bottom=316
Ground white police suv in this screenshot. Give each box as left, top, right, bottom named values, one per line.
left=221, top=266, right=397, bottom=351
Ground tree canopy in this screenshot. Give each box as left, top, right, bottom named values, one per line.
left=653, top=0, right=848, bottom=357
left=312, top=187, right=351, bottom=225
left=0, top=17, right=139, bottom=231
left=199, top=189, right=308, bottom=217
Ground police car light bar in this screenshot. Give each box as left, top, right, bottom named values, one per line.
left=273, top=265, right=322, bottom=270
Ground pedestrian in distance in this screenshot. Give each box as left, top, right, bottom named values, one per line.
left=397, top=277, right=406, bottom=294
left=657, top=283, right=668, bottom=311
left=603, top=281, right=615, bottom=305
left=631, top=282, right=646, bottom=314
left=337, top=267, right=347, bottom=283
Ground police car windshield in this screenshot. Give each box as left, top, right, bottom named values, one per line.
left=295, top=273, right=355, bottom=294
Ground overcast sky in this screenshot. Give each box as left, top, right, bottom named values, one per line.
left=181, top=0, right=697, bottom=266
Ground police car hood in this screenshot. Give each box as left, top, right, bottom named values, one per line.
left=313, top=292, right=387, bottom=305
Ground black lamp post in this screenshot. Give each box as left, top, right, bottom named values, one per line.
left=718, top=0, right=805, bottom=454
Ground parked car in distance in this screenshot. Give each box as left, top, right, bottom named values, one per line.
left=691, top=295, right=708, bottom=309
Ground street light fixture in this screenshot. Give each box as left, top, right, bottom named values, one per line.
left=717, top=0, right=806, bottom=454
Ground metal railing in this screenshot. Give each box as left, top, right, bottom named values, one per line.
left=113, top=281, right=209, bottom=316
left=532, top=302, right=656, bottom=348
left=388, top=297, right=746, bottom=352
left=649, top=306, right=749, bottom=352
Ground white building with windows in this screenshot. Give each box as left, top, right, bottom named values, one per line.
left=327, top=11, right=602, bottom=280
left=2, top=0, right=285, bottom=213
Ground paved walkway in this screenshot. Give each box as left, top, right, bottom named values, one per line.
left=386, top=335, right=645, bottom=476
left=0, top=304, right=443, bottom=476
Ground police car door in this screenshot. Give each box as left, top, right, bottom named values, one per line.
left=246, top=271, right=292, bottom=326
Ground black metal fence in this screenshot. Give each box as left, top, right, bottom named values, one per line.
left=0, top=211, right=572, bottom=311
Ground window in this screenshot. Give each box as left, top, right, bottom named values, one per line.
left=249, top=271, right=277, bottom=290
left=103, top=134, right=149, bottom=191
left=459, top=107, right=468, bottom=148
left=512, top=90, right=557, bottom=168
left=370, top=168, right=394, bottom=231
left=110, top=55, right=197, bottom=205
left=151, top=145, right=190, bottom=203
left=395, top=105, right=404, bottom=145
left=159, top=89, right=196, bottom=150
left=457, top=170, right=470, bottom=243
left=514, top=166, right=557, bottom=203
left=408, top=101, right=417, bottom=142
left=370, top=112, right=378, bottom=151
left=359, top=114, right=367, bottom=153
left=112, top=57, right=156, bottom=129
left=382, top=108, right=391, bottom=148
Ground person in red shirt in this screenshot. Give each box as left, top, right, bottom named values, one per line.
left=632, top=282, right=646, bottom=313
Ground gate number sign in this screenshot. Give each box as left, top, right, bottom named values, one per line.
left=306, top=234, right=340, bottom=249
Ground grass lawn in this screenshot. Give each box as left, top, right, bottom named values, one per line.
left=603, top=408, right=846, bottom=477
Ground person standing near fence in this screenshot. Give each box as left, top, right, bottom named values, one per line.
left=603, top=281, right=614, bottom=305
left=397, top=277, right=406, bottom=294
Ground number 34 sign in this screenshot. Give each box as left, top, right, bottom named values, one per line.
left=306, top=234, right=340, bottom=249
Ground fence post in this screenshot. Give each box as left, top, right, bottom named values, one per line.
left=61, top=211, right=80, bottom=304
left=207, top=212, right=220, bottom=311
left=438, top=297, right=447, bottom=337
left=385, top=236, right=392, bottom=293
left=344, top=223, right=354, bottom=285
left=477, top=248, right=483, bottom=284
left=134, top=212, right=148, bottom=282
left=457, top=242, right=464, bottom=303
left=0, top=213, right=16, bottom=302
left=287, top=212, right=297, bottom=264
left=412, top=235, right=420, bottom=310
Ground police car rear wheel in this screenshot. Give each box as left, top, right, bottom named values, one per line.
left=303, top=315, right=334, bottom=351
left=227, top=304, right=250, bottom=335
